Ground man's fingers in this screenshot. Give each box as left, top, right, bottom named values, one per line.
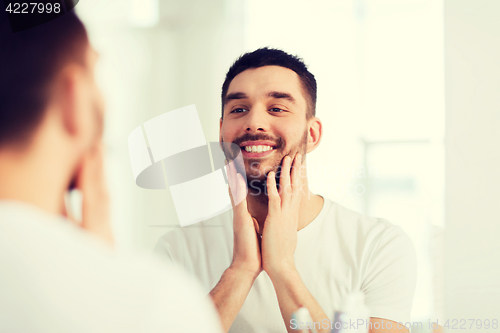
left=279, top=155, right=293, bottom=200
left=226, top=162, right=237, bottom=207
left=290, top=153, right=303, bottom=212
left=75, top=144, right=105, bottom=193
left=291, top=153, right=302, bottom=193
left=227, top=161, right=246, bottom=205
left=267, top=171, right=281, bottom=214
left=226, top=160, right=252, bottom=227
left=234, top=173, right=248, bottom=207
left=228, top=166, right=248, bottom=216
left=73, top=143, right=113, bottom=246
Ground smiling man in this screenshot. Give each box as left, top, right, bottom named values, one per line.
left=155, top=48, right=417, bottom=333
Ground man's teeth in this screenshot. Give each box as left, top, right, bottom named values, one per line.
left=244, top=145, right=274, bottom=153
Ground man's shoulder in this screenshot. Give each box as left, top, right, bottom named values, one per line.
left=326, top=198, right=394, bottom=228
left=0, top=201, right=187, bottom=288
left=321, top=197, right=408, bottom=244
left=0, top=202, right=222, bottom=333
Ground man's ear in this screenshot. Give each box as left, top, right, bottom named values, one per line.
left=53, top=64, right=86, bottom=138
left=306, top=117, right=322, bottom=153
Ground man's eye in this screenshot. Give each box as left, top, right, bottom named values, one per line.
left=270, top=108, right=285, bottom=113
left=230, top=108, right=248, bottom=113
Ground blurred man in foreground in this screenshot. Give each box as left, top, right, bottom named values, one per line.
left=0, top=12, right=222, bottom=333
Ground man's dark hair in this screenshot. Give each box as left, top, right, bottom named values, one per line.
left=0, top=12, right=88, bottom=148
left=221, top=47, right=317, bottom=119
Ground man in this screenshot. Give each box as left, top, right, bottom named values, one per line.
left=0, top=12, right=222, bottom=333
left=155, top=48, right=417, bottom=333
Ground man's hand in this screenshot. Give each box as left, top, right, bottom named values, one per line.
left=261, top=153, right=303, bottom=279
left=72, top=143, right=113, bottom=246
left=226, top=161, right=262, bottom=278
left=256, top=153, right=331, bottom=332
left=209, top=162, right=262, bottom=332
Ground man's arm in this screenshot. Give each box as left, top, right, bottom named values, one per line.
left=261, top=154, right=331, bottom=332
left=269, top=266, right=330, bottom=333
left=209, top=267, right=258, bottom=332
left=209, top=164, right=262, bottom=332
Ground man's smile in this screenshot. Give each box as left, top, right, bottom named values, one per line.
left=239, top=140, right=277, bottom=158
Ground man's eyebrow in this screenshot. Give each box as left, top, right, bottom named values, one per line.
left=224, top=92, right=248, bottom=105
left=268, top=91, right=296, bottom=104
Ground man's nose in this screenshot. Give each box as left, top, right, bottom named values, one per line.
left=244, top=107, right=268, bottom=132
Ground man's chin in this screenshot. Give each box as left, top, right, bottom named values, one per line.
left=245, top=160, right=280, bottom=176
left=246, top=177, right=267, bottom=195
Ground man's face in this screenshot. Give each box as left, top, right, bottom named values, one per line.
left=220, top=65, right=309, bottom=191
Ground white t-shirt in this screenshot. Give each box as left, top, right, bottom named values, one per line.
left=0, top=201, right=223, bottom=333
left=155, top=197, right=417, bottom=333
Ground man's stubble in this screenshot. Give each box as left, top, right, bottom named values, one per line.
left=222, top=127, right=308, bottom=201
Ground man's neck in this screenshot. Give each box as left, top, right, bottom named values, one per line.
left=246, top=179, right=324, bottom=233
left=0, top=142, right=69, bottom=216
